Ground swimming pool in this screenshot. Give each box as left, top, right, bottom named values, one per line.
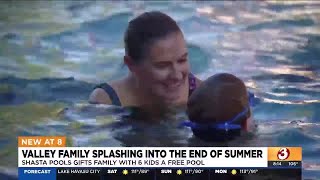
left=0, top=1, right=319, bottom=179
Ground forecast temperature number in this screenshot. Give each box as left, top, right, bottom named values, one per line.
left=239, top=169, right=259, bottom=175
left=185, top=169, right=203, bottom=174
left=131, top=169, right=149, bottom=174
left=160, top=169, right=203, bottom=174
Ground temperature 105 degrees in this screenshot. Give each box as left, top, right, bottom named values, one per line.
left=289, top=162, right=299, bottom=166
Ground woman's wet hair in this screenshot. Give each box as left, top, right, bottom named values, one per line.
left=124, top=11, right=182, bottom=64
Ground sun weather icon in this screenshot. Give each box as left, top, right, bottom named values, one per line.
left=231, top=169, right=237, bottom=175
left=176, top=169, right=182, bottom=175
left=122, top=169, right=128, bottom=175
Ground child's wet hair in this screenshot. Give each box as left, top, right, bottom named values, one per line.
left=186, top=73, right=251, bottom=141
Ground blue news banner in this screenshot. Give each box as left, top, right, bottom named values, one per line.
left=19, top=167, right=301, bottom=180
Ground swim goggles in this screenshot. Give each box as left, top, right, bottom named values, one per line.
left=179, top=92, right=257, bottom=132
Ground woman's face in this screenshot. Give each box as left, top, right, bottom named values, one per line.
left=135, top=32, right=190, bottom=104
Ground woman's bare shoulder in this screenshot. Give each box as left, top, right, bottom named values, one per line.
left=88, top=79, right=127, bottom=105
left=88, top=88, right=112, bottom=104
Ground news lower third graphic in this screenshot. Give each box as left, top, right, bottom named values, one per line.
left=20, top=167, right=302, bottom=180
left=18, top=136, right=302, bottom=180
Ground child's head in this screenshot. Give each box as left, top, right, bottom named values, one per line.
left=186, top=73, right=251, bottom=142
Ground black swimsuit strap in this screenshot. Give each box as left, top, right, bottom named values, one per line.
left=94, top=83, right=121, bottom=106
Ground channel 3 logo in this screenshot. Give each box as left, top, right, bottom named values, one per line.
left=277, top=147, right=290, bottom=160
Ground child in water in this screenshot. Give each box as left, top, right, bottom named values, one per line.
left=182, top=73, right=255, bottom=142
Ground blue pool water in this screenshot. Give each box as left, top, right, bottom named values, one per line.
left=0, top=1, right=319, bottom=179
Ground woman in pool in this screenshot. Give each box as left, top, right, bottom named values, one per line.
left=89, top=11, right=201, bottom=113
